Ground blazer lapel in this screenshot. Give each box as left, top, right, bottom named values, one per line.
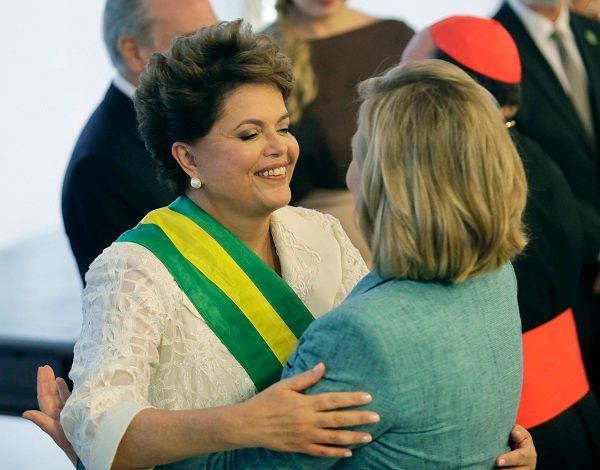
left=497, top=3, right=593, bottom=149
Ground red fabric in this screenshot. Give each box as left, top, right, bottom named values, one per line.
left=430, top=16, right=521, bottom=83
left=516, top=308, right=589, bottom=428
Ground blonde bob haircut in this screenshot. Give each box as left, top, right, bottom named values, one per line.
left=356, top=60, right=528, bottom=283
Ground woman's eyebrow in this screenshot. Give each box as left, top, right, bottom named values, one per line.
left=233, top=113, right=290, bottom=130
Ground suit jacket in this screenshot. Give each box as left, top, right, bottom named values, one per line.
left=510, top=130, right=600, bottom=469
left=163, top=265, right=522, bottom=470
left=62, top=84, right=176, bottom=281
left=494, top=3, right=600, bottom=264
left=495, top=5, right=600, bottom=416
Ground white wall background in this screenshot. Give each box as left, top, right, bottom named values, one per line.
left=0, top=0, right=502, bottom=249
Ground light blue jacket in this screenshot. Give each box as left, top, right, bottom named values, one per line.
left=160, top=263, right=522, bottom=469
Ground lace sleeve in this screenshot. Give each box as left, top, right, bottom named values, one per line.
left=61, top=243, right=168, bottom=470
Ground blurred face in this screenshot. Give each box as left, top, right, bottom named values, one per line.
left=120, top=0, right=217, bottom=83
left=189, top=83, right=299, bottom=221
left=292, top=0, right=347, bottom=19
left=142, top=0, right=218, bottom=59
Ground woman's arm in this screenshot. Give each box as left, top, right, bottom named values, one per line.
left=25, top=364, right=536, bottom=470
left=111, top=362, right=375, bottom=469
left=25, top=364, right=376, bottom=469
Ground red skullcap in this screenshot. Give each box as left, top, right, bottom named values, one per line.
left=430, top=16, right=521, bottom=84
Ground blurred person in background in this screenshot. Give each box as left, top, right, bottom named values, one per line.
left=62, top=0, right=217, bottom=281
left=265, top=0, right=414, bottom=261
left=493, top=0, right=600, bottom=399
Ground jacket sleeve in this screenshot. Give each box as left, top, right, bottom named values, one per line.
left=191, top=307, right=391, bottom=470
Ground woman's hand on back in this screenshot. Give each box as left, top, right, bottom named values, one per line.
left=21, top=364, right=537, bottom=466
left=496, top=424, right=537, bottom=469
left=24, top=363, right=376, bottom=463
left=233, top=362, right=378, bottom=458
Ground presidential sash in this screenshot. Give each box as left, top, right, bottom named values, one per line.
left=117, top=196, right=315, bottom=391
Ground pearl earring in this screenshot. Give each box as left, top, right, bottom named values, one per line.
left=190, top=176, right=203, bottom=189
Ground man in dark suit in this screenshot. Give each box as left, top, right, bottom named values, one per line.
left=62, top=0, right=217, bottom=281
left=494, top=0, right=600, bottom=402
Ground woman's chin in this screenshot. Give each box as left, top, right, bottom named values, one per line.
left=259, top=188, right=292, bottom=215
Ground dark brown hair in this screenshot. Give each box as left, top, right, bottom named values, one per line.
left=134, top=20, right=294, bottom=194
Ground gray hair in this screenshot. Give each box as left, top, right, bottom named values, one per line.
left=102, top=0, right=155, bottom=71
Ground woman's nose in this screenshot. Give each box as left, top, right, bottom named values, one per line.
left=265, top=131, right=287, bottom=156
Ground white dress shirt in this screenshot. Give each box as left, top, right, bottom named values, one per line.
left=112, top=73, right=137, bottom=99
left=507, top=0, right=589, bottom=95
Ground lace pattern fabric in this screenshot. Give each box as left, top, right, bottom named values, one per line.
left=61, top=206, right=368, bottom=469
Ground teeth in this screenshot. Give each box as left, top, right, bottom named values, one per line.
left=257, top=166, right=286, bottom=177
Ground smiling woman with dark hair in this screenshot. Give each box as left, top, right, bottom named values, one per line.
left=58, top=20, right=376, bottom=470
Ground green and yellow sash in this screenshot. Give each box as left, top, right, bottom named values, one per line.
left=117, top=197, right=315, bottom=391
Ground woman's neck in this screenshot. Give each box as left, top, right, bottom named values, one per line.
left=227, top=221, right=281, bottom=275
left=289, top=7, right=377, bottom=40
left=186, top=193, right=280, bottom=272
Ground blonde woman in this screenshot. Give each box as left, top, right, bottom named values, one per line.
left=266, top=0, right=414, bottom=261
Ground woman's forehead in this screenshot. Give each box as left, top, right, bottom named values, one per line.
left=219, top=84, right=288, bottom=122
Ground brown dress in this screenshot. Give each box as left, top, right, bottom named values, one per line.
left=288, top=19, right=415, bottom=261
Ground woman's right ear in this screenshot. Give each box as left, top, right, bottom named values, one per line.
left=171, top=142, right=198, bottom=178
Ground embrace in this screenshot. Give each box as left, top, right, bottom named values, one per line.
left=26, top=21, right=536, bottom=470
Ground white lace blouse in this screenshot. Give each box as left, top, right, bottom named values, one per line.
left=61, top=206, right=368, bottom=470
